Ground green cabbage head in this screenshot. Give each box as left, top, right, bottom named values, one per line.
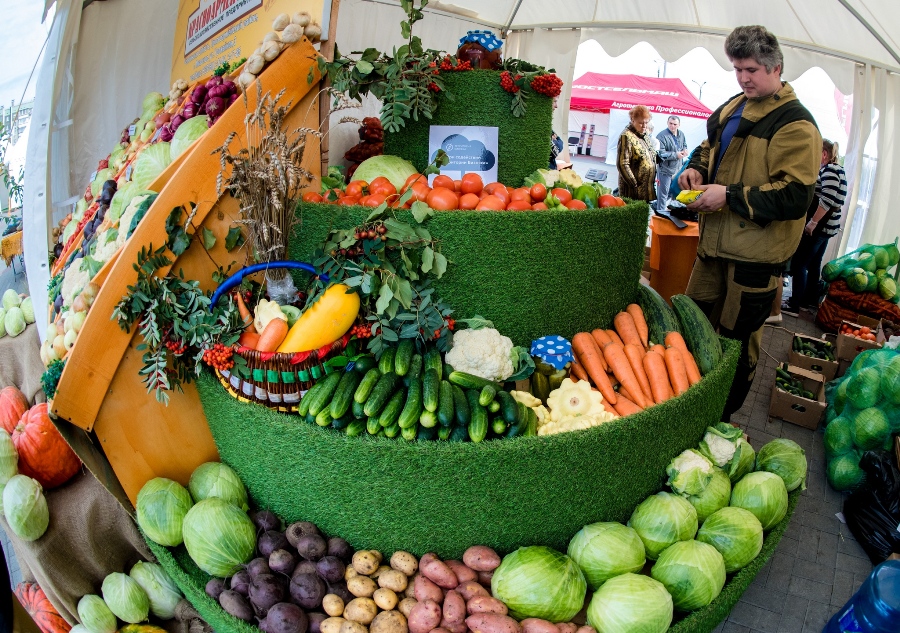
left=0, top=430, right=18, bottom=485
left=681, top=466, right=731, bottom=524
left=730, top=471, right=788, bottom=530
left=188, top=462, right=248, bottom=510
left=666, top=449, right=714, bottom=496
left=182, top=498, right=256, bottom=577
left=650, top=540, right=726, bottom=611
left=101, top=572, right=149, bottom=624
left=2, top=290, right=21, bottom=310
left=3, top=475, right=48, bottom=541
left=697, top=506, right=764, bottom=573
left=567, top=522, right=645, bottom=590
left=727, top=438, right=756, bottom=483
left=5, top=307, right=26, bottom=338
left=586, top=573, right=672, bottom=633
left=491, top=546, right=586, bottom=622
left=628, top=492, right=698, bottom=560
left=77, top=595, right=117, bottom=633
left=755, top=438, right=807, bottom=491
left=129, top=561, right=182, bottom=620
left=136, top=477, right=193, bottom=546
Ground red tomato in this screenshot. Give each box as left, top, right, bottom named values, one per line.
left=484, top=184, right=509, bottom=207
left=510, top=188, right=532, bottom=204
left=475, top=195, right=505, bottom=211
left=860, top=326, right=871, bottom=335
left=409, top=182, right=431, bottom=202
left=302, top=192, right=324, bottom=203
left=484, top=182, right=505, bottom=195
left=531, top=202, right=548, bottom=210
left=432, top=175, right=455, bottom=190
left=460, top=173, right=484, bottom=195
left=322, top=188, right=343, bottom=203
left=369, top=177, right=397, bottom=197
left=614, top=197, right=626, bottom=206
left=345, top=180, right=367, bottom=198
left=459, top=193, right=480, bottom=209
left=530, top=183, right=547, bottom=201
left=552, top=188, right=573, bottom=204
left=360, top=194, right=386, bottom=207
left=505, top=200, right=531, bottom=211
left=403, top=173, right=427, bottom=190
left=565, top=199, right=588, bottom=210
left=426, top=187, right=460, bottom=211
left=338, top=196, right=360, bottom=206
left=599, top=194, right=618, bottom=208
left=453, top=179, right=462, bottom=192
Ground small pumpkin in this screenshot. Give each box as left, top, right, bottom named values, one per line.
left=0, top=387, right=29, bottom=434
left=14, top=582, right=71, bottom=633
left=12, top=404, right=81, bottom=489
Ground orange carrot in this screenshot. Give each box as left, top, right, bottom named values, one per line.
left=602, top=343, right=649, bottom=408
left=235, top=293, right=257, bottom=333
left=238, top=331, right=261, bottom=350
left=570, top=359, right=590, bottom=383
left=627, top=304, right=650, bottom=348
left=664, top=347, right=691, bottom=396
left=665, top=331, right=702, bottom=385
left=611, top=394, right=643, bottom=417
left=624, top=343, right=654, bottom=404
left=642, top=351, right=674, bottom=404
left=606, top=329, right=624, bottom=347
left=572, top=332, right=617, bottom=404
left=592, top=328, right=614, bottom=350
left=614, top=312, right=642, bottom=348
left=649, top=344, right=666, bottom=356
left=618, top=384, right=635, bottom=403
left=256, top=318, right=289, bottom=352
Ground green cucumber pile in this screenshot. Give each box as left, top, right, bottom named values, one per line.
left=298, top=340, right=538, bottom=441
left=791, top=336, right=835, bottom=362
left=775, top=364, right=817, bottom=400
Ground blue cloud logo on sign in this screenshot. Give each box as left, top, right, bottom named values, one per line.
left=431, top=134, right=496, bottom=171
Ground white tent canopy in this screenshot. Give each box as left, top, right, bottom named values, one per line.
left=25, top=0, right=900, bottom=339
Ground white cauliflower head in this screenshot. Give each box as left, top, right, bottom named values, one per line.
left=701, top=431, right=738, bottom=467
left=445, top=327, right=514, bottom=381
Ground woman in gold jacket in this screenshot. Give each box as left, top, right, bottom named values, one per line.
left=616, top=105, right=657, bottom=202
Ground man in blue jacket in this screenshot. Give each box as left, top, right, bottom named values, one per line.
left=656, top=116, right=688, bottom=213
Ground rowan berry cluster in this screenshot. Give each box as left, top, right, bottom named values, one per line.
left=531, top=73, right=563, bottom=97
left=202, top=343, right=234, bottom=370
left=500, top=71, right=523, bottom=93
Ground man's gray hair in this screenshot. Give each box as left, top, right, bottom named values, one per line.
left=725, top=25, right=784, bottom=74
left=667, top=115, right=681, bottom=124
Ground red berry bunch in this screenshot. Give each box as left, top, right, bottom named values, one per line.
left=350, top=323, right=372, bottom=339
left=446, top=317, right=456, bottom=331
left=439, top=57, right=472, bottom=71
left=530, top=73, right=563, bottom=98
left=164, top=339, right=188, bottom=356
left=500, top=71, right=523, bottom=93
left=428, top=82, right=441, bottom=92
left=202, top=343, right=234, bottom=371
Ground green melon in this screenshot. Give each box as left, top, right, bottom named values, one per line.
left=857, top=252, right=877, bottom=273
left=879, top=276, right=897, bottom=301
left=873, top=247, right=890, bottom=269
left=881, top=356, right=900, bottom=405
left=846, top=367, right=881, bottom=409
left=852, top=407, right=890, bottom=450
left=824, top=416, right=854, bottom=457
left=865, top=272, right=879, bottom=292
left=846, top=267, right=870, bottom=292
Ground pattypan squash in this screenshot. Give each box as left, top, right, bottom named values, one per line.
left=510, top=390, right=549, bottom=426
left=546, top=378, right=607, bottom=422
left=538, top=411, right=615, bottom=436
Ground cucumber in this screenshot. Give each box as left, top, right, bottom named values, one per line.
left=378, top=389, right=407, bottom=428
left=638, top=283, right=681, bottom=345
left=525, top=407, right=538, bottom=436
left=363, top=372, right=400, bottom=418
left=395, top=339, right=414, bottom=376
left=307, top=371, right=343, bottom=417
left=329, top=370, right=363, bottom=419
left=466, top=389, right=488, bottom=443
left=305, top=413, right=316, bottom=425
left=438, top=381, right=455, bottom=427
left=346, top=420, right=366, bottom=437
left=531, top=371, right=550, bottom=404
left=424, top=349, right=443, bottom=380
left=352, top=355, right=377, bottom=373
left=407, top=353, right=423, bottom=379
left=417, top=425, right=438, bottom=441
left=452, top=385, right=470, bottom=427
left=419, top=410, right=438, bottom=429
left=398, top=377, right=423, bottom=429
left=448, top=371, right=501, bottom=392
left=671, top=294, right=722, bottom=375
left=297, top=382, right=320, bottom=417
left=479, top=384, right=497, bottom=406
left=315, top=408, right=333, bottom=427
left=792, top=337, right=802, bottom=352
left=496, top=391, right=519, bottom=425
left=423, top=368, right=440, bottom=412
left=491, top=418, right=507, bottom=435
left=352, top=399, right=366, bottom=419
left=488, top=400, right=501, bottom=413
left=437, top=426, right=452, bottom=440
left=384, top=422, right=400, bottom=438
left=401, top=425, right=418, bottom=441
left=354, top=368, right=381, bottom=403
left=331, top=414, right=352, bottom=430
left=548, top=369, right=567, bottom=391
left=443, top=363, right=455, bottom=379
left=367, top=416, right=381, bottom=435
left=379, top=347, right=396, bottom=374
left=449, top=425, right=469, bottom=442
left=505, top=408, right=527, bottom=438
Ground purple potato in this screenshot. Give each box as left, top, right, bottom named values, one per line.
left=259, top=602, right=309, bottom=633
left=259, top=530, right=290, bottom=558
left=252, top=509, right=282, bottom=533
left=247, top=557, right=272, bottom=578
left=250, top=573, right=286, bottom=617
left=270, top=549, right=297, bottom=575
left=307, top=612, right=326, bottom=633
left=292, top=560, right=318, bottom=579
left=315, top=556, right=345, bottom=584
left=325, top=581, right=352, bottom=605
left=231, top=570, right=251, bottom=596
left=295, top=534, right=327, bottom=562
left=289, top=573, right=326, bottom=610
left=206, top=578, right=226, bottom=600
left=326, top=537, right=353, bottom=563
left=219, top=590, right=254, bottom=622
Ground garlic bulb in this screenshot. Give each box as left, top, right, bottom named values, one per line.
left=272, top=13, right=291, bottom=31
left=245, top=53, right=265, bottom=75
left=263, top=31, right=281, bottom=44
left=238, top=71, right=256, bottom=91
left=261, top=40, right=281, bottom=61
left=280, top=23, right=304, bottom=44
left=304, top=22, right=322, bottom=43
left=292, top=11, right=311, bottom=27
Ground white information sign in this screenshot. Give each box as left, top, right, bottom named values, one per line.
left=427, top=125, right=498, bottom=184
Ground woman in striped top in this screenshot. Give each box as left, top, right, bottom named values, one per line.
left=784, top=139, right=848, bottom=313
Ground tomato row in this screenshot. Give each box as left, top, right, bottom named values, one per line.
left=840, top=324, right=878, bottom=342
left=301, top=172, right=627, bottom=211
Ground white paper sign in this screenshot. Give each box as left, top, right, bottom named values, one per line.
left=428, top=125, right=499, bottom=184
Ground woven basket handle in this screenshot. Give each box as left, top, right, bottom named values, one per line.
left=209, top=261, right=328, bottom=309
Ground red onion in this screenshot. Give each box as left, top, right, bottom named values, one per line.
left=159, top=124, right=174, bottom=142
left=171, top=114, right=185, bottom=131
left=222, top=81, right=237, bottom=95
left=206, top=76, right=223, bottom=88
left=197, top=100, right=207, bottom=115
left=205, top=96, right=225, bottom=119
left=182, top=102, right=197, bottom=119
left=228, top=93, right=238, bottom=105
left=191, top=85, right=207, bottom=104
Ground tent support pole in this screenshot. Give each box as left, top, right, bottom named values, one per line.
left=835, top=0, right=900, bottom=67
left=319, top=0, right=341, bottom=177
left=501, top=0, right=525, bottom=38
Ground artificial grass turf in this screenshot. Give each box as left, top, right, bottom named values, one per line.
left=289, top=202, right=650, bottom=347
left=195, top=338, right=739, bottom=559
left=382, top=70, right=553, bottom=187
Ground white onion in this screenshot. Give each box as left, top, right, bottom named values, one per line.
left=238, top=72, right=256, bottom=91
left=292, top=12, right=311, bottom=27
left=246, top=54, right=265, bottom=75
left=280, top=24, right=304, bottom=44
left=272, top=13, right=291, bottom=31
left=263, top=31, right=281, bottom=44
left=304, top=22, right=322, bottom=42
left=262, top=40, right=282, bottom=62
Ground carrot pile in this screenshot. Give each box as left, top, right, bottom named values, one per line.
left=570, top=304, right=702, bottom=418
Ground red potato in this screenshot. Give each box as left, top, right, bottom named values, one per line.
left=442, top=591, right=466, bottom=625
left=445, top=560, right=477, bottom=584
left=463, top=546, right=501, bottom=572
left=465, top=614, right=522, bottom=633
left=414, top=575, right=444, bottom=603
left=408, top=600, right=443, bottom=633
left=422, top=560, right=459, bottom=589
left=521, top=620, right=559, bottom=633
left=466, top=596, right=507, bottom=616
left=419, top=553, right=439, bottom=568
left=455, top=581, right=489, bottom=602
left=440, top=618, right=467, bottom=633
left=556, top=624, right=577, bottom=633
left=477, top=570, right=493, bottom=587
left=575, top=627, right=597, bottom=633
left=429, top=629, right=452, bottom=633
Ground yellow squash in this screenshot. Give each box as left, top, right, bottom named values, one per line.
left=276, top=284, right=360, bottom=353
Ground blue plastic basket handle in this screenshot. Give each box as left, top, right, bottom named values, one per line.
left=209, top=261, right=327, bottom=310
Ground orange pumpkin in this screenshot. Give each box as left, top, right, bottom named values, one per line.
left=14, top=582, right=71, bottom=633
left=0, top=386, right=28, bottom=434
left=12, top=404, right=81, bottom=490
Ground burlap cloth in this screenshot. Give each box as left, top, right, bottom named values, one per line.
left=0, top=324, right=46, bottom=405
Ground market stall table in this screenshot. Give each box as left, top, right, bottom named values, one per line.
left=648, top=215, right=699, bottom=303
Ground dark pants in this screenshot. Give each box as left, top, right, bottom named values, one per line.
left=687, top=257, right=783, bottom=419
left=788, top=232, right=831, bottom=310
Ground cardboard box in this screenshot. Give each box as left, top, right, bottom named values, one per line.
left=768, top=364, right=827, bottom=430
left=836, top=318, right=884, bottom=362
left=790, top=333, right=839, bottom=381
